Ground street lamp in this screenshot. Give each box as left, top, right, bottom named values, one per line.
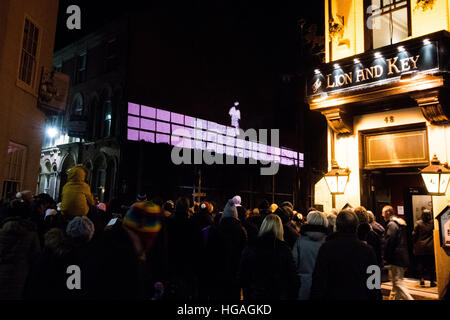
left=420, top=154, right=450, bottom=196
left=46, top=127, right=58, bottom=138
left=324, top=160, right=351, bottom=208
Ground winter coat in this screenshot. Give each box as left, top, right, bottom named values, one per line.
left=358, top=223, right=383, bottom=268
left=87, top=223, right=147, bottom=299
left=413, top=219, right=434, bottom=256
left=283, top=223, right=300, bottom=249
left=291, top=224, right=327, bottom=300
left=60, top=167, right=95, bottom=218
left=239, top=233, right=300, bottom=300
left=23, top=229, right=99, bottom=300
left=384, top=217, right=409, bottom=267
left=310, top=232, right=382, bottom=301
left=205, top=217, right=247, bottom=300
left=0, top=217, right=40, bottom=299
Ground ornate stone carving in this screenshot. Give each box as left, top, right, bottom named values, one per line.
left=411, top=90, right=450, bottom=124
left=322, top=108, right=353, bottom=134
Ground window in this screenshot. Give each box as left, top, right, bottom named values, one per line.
left=103, top=100, right=112, bottom=137
left=365, top=0, right=410, bottom=50
left=18, top=17, right=40, bottom=86
left=74, top=52, right=87, bottom=84
left=2, top=142, right=27, bottom=199
left=71, top=93, right=84, bottom=116
left=104, top=38, right=118, bottom=72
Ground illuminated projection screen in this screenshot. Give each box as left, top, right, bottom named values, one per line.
left=126, top=102, right=304, bottom=168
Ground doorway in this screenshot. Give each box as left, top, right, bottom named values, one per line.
left=361, top=169, right=437, bottom=281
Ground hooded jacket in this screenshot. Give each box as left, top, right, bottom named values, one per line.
left=61, top=167, right=95, bottom=218
left=384, top=216, right=409, bottom=267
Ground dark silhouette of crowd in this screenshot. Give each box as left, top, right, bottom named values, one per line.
left=0, top=166, right=445, bottom=300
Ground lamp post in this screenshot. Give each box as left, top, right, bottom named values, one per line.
left=420, top=154, right=450, bottom=196
left=324, top=160, right=351, bottom=208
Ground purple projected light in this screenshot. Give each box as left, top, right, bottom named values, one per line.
left=156, top=121, right=171, bottom=134
left=128, top=129, right=139, bottom=141
left=128, top=116, right=140, bottom=128
left=140, top=131, right=155, bottom=143
left=157, top=109, right=171, bottom=121
left=128, top=102, right=140, bottom=115
left=171, top=112, right=184, bottom=124
left=141, top=118, right=155, bottom=131
left=185, top=116, right=196, bottom=127
left=141, top=105, right=156, bottom=118
left=156, top=133, right=170, bottom=144
left=127, top=101, right=304, bottom=167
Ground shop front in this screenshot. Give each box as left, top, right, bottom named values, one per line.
left=307, top=30, right=450, bottom=298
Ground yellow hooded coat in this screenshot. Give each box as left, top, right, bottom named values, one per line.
left=60, top=167, right=95, bottom=218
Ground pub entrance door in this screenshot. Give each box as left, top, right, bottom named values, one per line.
left=362, top=168, right=436, bottom=280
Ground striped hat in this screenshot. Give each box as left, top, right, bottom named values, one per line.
left=124, top=201, right=163, bottom=251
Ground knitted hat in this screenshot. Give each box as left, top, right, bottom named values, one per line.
left=221, top=199, right=238, bottom=220
left=97, top=202, right=107, bottom=212
left=232, top=195, right=242, bottom=207
left=66, top=216, right=95, bottom=243
left=200, top=201, right=214, bottom=213
left=124, top=201, right=162, bottom=250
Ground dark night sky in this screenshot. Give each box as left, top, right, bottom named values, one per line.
left=55, top=0, right=326, bottom=150
left=55, top=0, right=324, bottom=72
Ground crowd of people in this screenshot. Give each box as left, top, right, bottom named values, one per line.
left=0, top=165, right=446, bottom=300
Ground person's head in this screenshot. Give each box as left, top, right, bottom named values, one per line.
left=175, top=197, right=190, bottom=217
left=199, top=201, right=214, bottom=214
left=274, top=206, right=290, bottom=225
left=66, top=216, right=95, bottom=244
left=232, top=195, right=242, bottom=207
left=163, top=200, right=175, bottom=214
left=281, top=201, right=294, bottom=211
left=354, top=206, right=369, bottom=224
left=16, top=190, right=33, bottom=205
left=269, top=203, right=278, bottom=213
left=123, top=200, right=163, bottom=251
left=326, top=212, right=337, bottom=233
left=307, top=207, right=317, bottom=214
left=382, top=205, right=395, bottom=222
left=259, top=214, right=284, bottom=241
left=367, top=210, right=375, bottom=224
left=306, top=211, right=329, bottom=228
left=67, top=166, right=86, bottom=183
left=336, top=209, right=359, bottom=234
left=421, top=209, right=432, bottom=223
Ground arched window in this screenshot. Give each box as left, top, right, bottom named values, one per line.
left=71, top=93, right=84, bottom=116
left=99, top=86, right=112, bottom=138
left=103, top=99, right=112, bottom=137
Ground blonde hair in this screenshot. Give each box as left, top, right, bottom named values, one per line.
left=259, top=214, right=284, bottom=241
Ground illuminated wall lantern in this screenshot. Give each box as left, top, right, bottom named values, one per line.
left=46, top=127, right=58, bottom=138
left=324, top=160, right=351, bottom=195
left=420, top=154, right=450, bottom=196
